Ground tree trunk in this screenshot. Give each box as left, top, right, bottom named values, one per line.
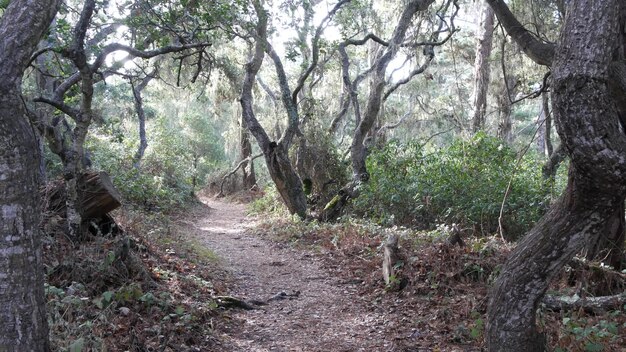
left=350, top=0, right=434, bottom=181
left=584, top=200, right=625, bottom=270
left=471, top=1, right=495, bottom=133
left=487, top=175, right=621, bottom=351
left=541, top=92, right=554, bottom=157
left=0, top=0, right=60, bottom=350
left=132, top=73, right=154, bottom=168
left=264, top=143, right=308, bottom=217
left=542, top=144, right=566, bottom=180
left=486, top=1, right=625, bottom=350
left=240, top=116, right=256, bottom=189
left=497, top=74, right=517, bottom=144
left=240, top=1, right=307, bottom=218
left=535, top=106, right=546, bottom=156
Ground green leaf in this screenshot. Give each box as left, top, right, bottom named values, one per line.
left=68, top=338, right=85, bottom=352
left=584, top=342, right=604, bottom=352
left=103, top=291, right=114, bottom=302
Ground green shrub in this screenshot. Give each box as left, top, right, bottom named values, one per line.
left=354, top=133, right=556, bottom=239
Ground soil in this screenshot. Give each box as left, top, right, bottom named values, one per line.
left=192, top=198, right=394, bottom=352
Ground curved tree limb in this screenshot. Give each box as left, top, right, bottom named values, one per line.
left=486, top=0, right=555, bottom=66
left=217, top=153, right=263, bottom=197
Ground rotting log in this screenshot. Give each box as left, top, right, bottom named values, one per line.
left=45, top=171, right=122, bottom=220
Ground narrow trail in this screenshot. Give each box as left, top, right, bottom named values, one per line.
left=193, top=198, right=393, bottom=352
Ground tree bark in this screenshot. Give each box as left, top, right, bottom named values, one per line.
left=584, top=200, right=625, bottom=270
left=0, top=0, right=60, bottom=350
left=486, top=1, right=625, bottom=350
left=240, top=117, right=257, bottom=189
left=542, top=91, right=553, bottom=156
left=542, top=144, right=566, bottom=180
left=132, top=71, right=155, bottom=168
left=471, top=1, right=495, bottom=133
left=240, top=1, right=307, bottom=218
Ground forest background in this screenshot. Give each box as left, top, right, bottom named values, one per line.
left=1, top=0, right=625, bottom=351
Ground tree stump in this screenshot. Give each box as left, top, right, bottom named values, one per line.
left=382, top=233, right=406, bottom=290
left=45, top=171, right=122, bottom=220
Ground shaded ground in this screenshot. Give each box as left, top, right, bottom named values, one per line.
left=192, top=198, right=395, bottom=351
left=181, top=198, right=626, bottom=352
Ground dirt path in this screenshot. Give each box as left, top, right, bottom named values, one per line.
left=193, top=198, right=393, bottom=352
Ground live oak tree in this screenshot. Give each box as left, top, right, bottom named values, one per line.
left=0, top=0, right=60, bottom=350
left=320, top=0, right=457, bottom=220
left=240, top=0, right=349, bottom=218
left=340, top=0, right=457, bottom=181
left=485, top=0, right=626, bottom=350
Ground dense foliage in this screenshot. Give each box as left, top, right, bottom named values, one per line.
left=354, top=134, right=558, bottom=239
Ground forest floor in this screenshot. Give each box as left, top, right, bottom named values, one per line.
left=186, top=197, right=626, bottom=352
left=43, top=195, right=626, bottom=351
left=190, top=197, right=395, bottom=351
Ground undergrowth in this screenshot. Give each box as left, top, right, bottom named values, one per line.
left=43, top=203, right=231, bottom=351
left=353, top=134, right=558, bottom=240
left=250, top=215, right=626, bottom=351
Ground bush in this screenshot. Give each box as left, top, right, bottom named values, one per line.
left=354, top=133, right=555, bottom=239
left=86, top=129, right=203, bottom=212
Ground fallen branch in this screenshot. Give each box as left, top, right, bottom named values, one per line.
left=214, top=290, right=301, bottom=310
left=542, top=292, right=626, bottom=313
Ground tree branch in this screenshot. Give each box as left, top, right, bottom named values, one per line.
left=486, top=0, right=555, bottom=66
left=292, top=0, right=351, bottom=103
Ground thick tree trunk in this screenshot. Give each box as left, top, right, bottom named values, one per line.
left=240, top=117, right=256, bottom=189
left=0, top=94, right=51, bottom=352
left=584, top=200, right=625, bottom=270
left=0, top=0, right=60, bottom=350
left=486, top=1, right=625, bottom=350
left=471, top=1, right=495, bottom=133
left=487, top=176, right=620, bottom=351
left=264, top=143, right=307, bottom=217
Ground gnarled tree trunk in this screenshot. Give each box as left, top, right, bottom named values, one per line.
left=240, top=1, right=307, bottom=218
left=240, top=117, right=257, bottom=189
left=486, top=0, right=625, bottom=350
left=350, top=0, right=435, bottom=181
left=0, top=0, right=60, bottom=350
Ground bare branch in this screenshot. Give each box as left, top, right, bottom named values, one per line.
left=384, top=51, right=435, bottom=101
left=217, top=153, right=263, bottom=197
left=292, top=0, right=351, bottom=103
left=92, top=42, right=211, bottom=71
